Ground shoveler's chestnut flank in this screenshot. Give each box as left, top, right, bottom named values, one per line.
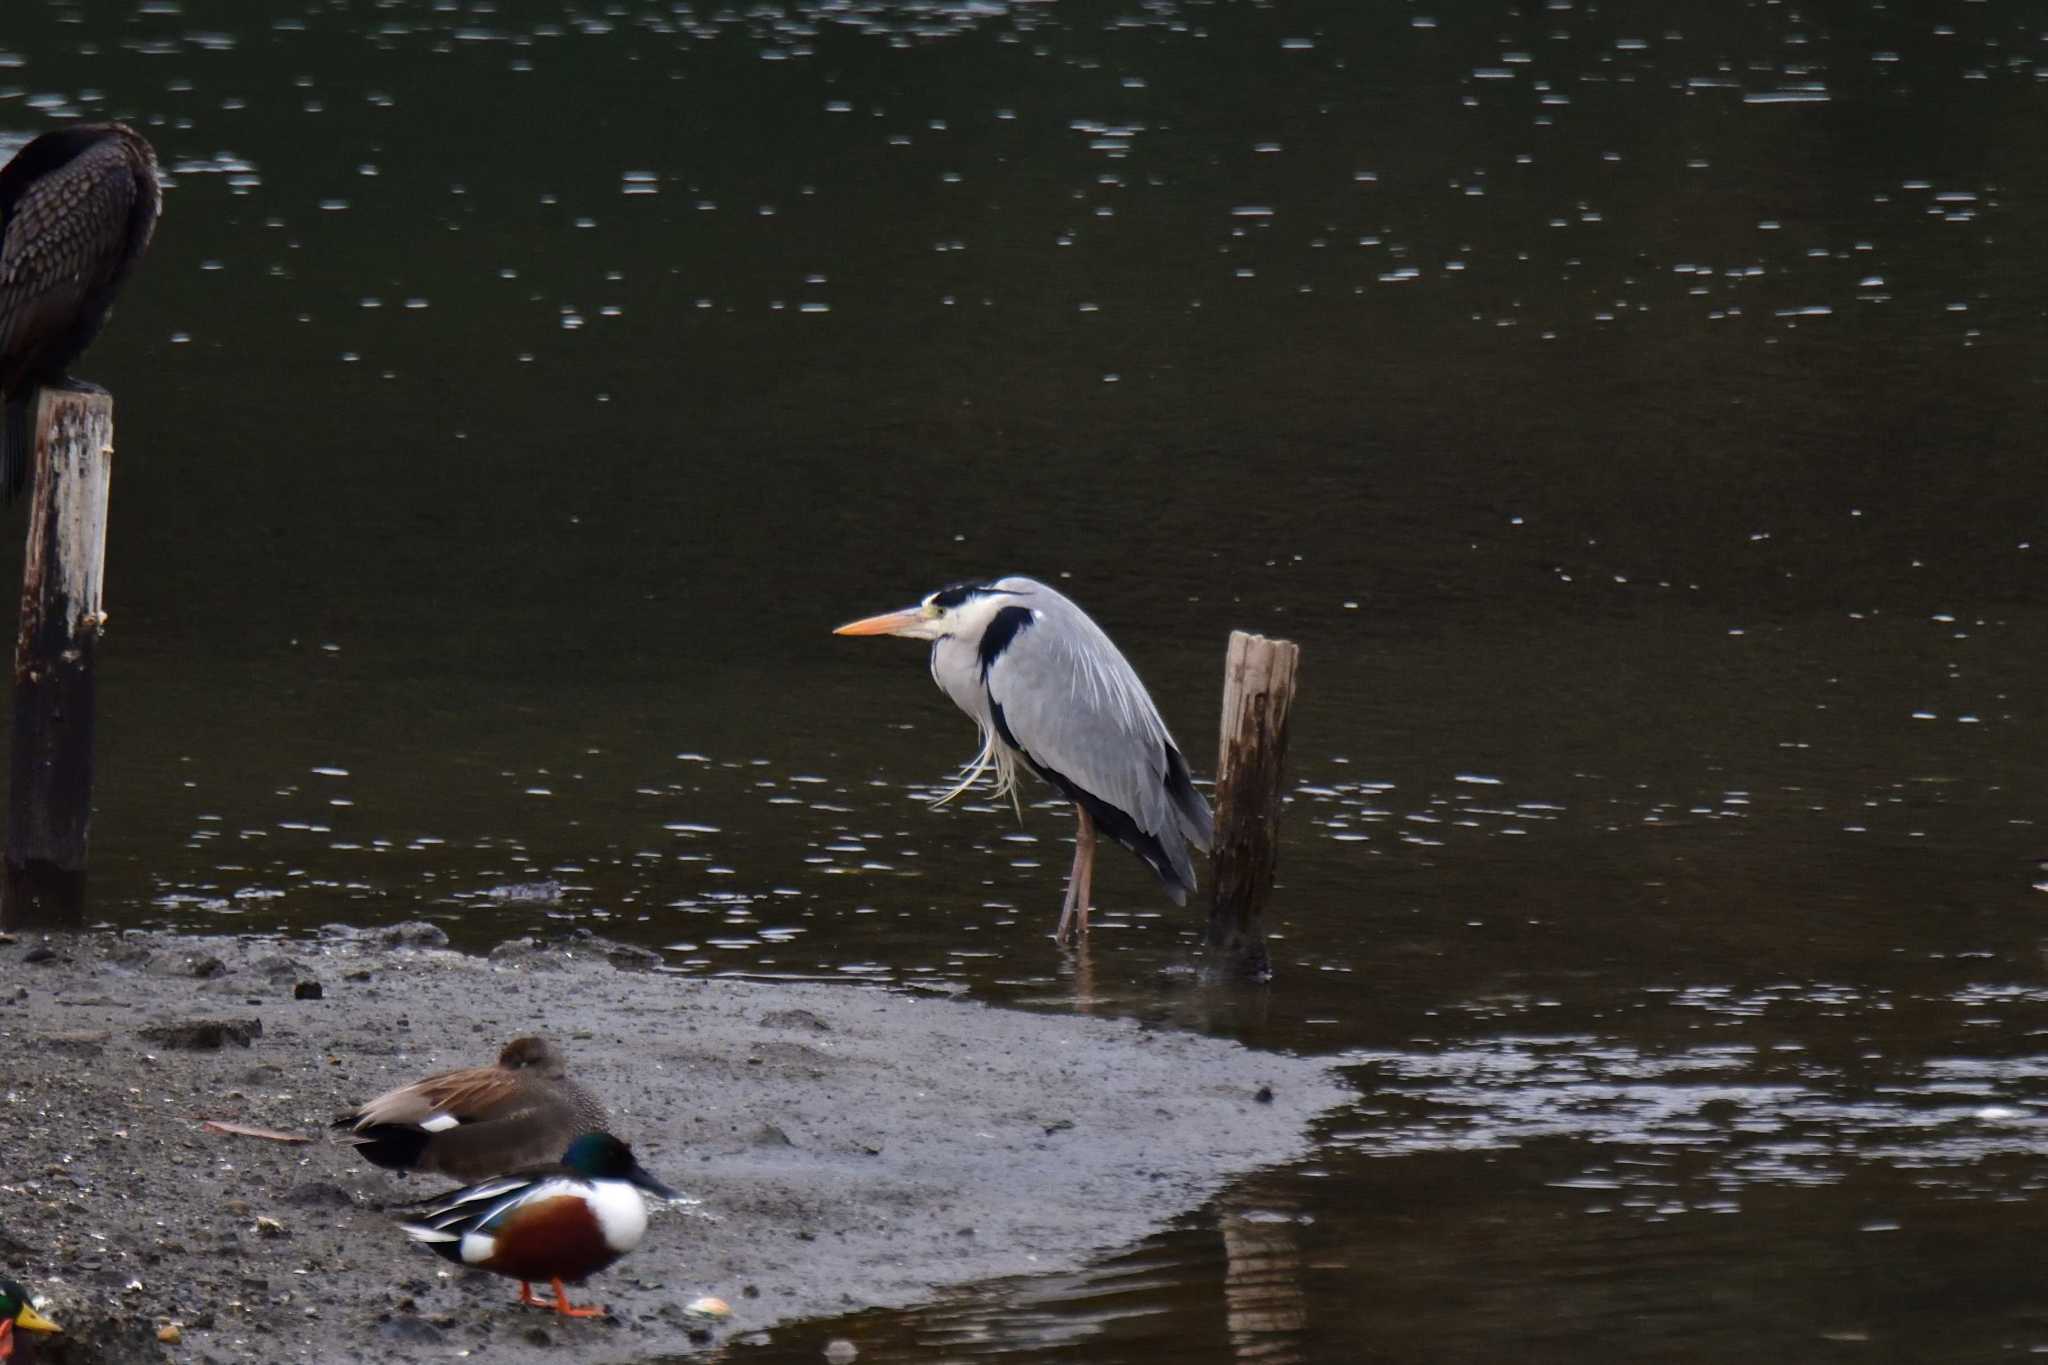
left=0, top=122, right=161, bottom=501
left=398, top=1132, right=678, bottom=1318
left=333, top=1036, right=608, bottom=1182
left=0, top=1277, right=60, bottom=1362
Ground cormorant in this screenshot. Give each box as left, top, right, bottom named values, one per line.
left=0, top=122, right=161, bottom=501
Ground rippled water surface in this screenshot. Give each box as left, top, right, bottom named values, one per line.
left=5, top=1, right=2048, bottom=1359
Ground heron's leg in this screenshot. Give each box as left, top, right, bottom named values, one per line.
left=1075, top=805, right=1096, bottom=934
left=1055, top=803, right=1097, bottom=944
left=1054, top=841, right=1080, bottom=944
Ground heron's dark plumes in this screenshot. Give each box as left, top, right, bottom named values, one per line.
left=977, top=605, right=1035, bottom=680
left=992, top=696, right=1197, bottom=906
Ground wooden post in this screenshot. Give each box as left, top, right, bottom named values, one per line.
left=3, top=389, right=115, bottom=926
left=1206, top=630, right=1300, bottom=980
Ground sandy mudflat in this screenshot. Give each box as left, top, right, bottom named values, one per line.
left=0, top=928, right=1348, bottom=1363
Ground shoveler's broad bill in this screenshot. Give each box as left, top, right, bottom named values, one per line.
left=397, top=1132, right=679, bottom=1318
left=333, top=1036, right=608, bottom=1182
left=0, top=1277, right=60, bottom=1362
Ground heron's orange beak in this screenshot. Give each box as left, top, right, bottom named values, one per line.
left=833, top=608, right=925, bottom=637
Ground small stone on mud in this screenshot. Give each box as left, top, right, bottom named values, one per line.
left=380, top=921, right=450, bottom=949
left=191, top=955, right=229, bottom=978
left=1255, top=1085, right=1274, bottom=1103
left=489, top=938, right=567, bottom=970
left=294, top=980, right=324, bottom=1000
left=23, top=945, right=58, bottom=964
left=603, top=942, right=663, bottom=971
left=377, top=1314, right=447, bottom=1345
left=824, top=1337, right=860, bottom=1364
left=761, top=1007, right=832, bottom=1032
left=139, top=1017, right=262, bottom=1050
left=158, top=1322, right=184, bottom=1343
left=38, top=1029, right=109, bottom=1055
left=283, top=1181, right=355, bottom=1209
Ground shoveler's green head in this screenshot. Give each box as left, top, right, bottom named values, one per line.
left=560, top=1133, right=680, bottom=1201
left=0, top=1277, right=60, bottom=1335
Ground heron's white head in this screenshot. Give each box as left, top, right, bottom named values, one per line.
left=833, top=580, right=1033, bottom=643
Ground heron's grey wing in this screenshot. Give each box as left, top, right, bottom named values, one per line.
left=982, top=610, right=1206, bottom=894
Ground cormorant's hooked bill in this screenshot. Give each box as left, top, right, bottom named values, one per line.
left=0, top=122, right=162, bottom=501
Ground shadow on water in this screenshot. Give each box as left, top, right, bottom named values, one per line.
left=4, top=0, right=2048, bottom=1358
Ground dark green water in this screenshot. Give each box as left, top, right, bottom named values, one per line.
left=5, top=1, right=2048, bottom=1358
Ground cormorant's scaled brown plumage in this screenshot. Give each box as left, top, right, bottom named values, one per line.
left=0, top=122, right=161, bottom=501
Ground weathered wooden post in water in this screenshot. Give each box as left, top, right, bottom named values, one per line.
left=3, top=390, right=116, bottom=925
left=1207, top=630, right=1300, bottom=980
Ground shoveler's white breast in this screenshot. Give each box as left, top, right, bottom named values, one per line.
left=584, top=1178, right=651, bottom=1252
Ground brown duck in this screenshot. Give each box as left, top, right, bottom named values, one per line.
left=333, top=1037, right=608, bottom=1182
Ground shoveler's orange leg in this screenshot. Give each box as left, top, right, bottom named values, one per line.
left=517, top=1282, right=550, bottom=1310
left=1, top=1317, right=14, bottom=1363
left=548, top=1277, right=605, bottom=1318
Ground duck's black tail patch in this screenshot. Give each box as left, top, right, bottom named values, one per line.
left=338, top=1121, right=432, bottom=1173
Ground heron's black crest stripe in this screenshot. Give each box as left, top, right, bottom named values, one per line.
left=977, top=605, right=1035, bottom=680
left=988, top=699, right=1193, bottom=906
left=930, top=582, right=994, bottom=609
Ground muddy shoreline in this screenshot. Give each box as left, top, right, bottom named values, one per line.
left=0, top=928, right=1348, bottom=1363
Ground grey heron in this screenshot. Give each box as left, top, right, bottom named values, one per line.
left=835, top=576, right=1213, bottom=943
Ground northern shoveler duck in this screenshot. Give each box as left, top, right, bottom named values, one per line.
left=0, top=1278, right=60, bottom=1361
left=333, top=1036, right=608, bottom=1182
left=398, top=1132, right=678, bottom=1318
